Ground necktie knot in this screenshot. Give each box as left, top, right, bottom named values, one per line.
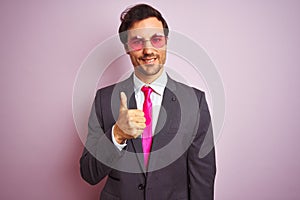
left=141, top=86, right=153, bottom=126
left=141, top=86, right=153, bottom=97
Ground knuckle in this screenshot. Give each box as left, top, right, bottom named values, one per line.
left=128, top=116, right=133, bottom=122
left=128, top=110, right=134, bottom=115
left=128, top=121, right=133, bottom=127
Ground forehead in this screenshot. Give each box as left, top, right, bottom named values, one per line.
left=128, top=17, right=164, bottom=38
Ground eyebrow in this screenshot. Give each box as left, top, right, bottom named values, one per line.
left=129, top=33, right=165, bottom=40
left=130, top=35, right=143, bottom=40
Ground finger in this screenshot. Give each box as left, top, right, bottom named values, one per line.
left=119, top=92, right=128, bottom=110
left=128, top=109, right=144, bottom=117
left=133, top=129, right=144, bottom=138
left=131, top=121, right=146, bottom=129
left=137, top=125, right=146, bottom=131
left=127, top=115, right=145, bottom=122
left=133, top=116, right=146, bottom=123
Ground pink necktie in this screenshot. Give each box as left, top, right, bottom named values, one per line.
left=141, top=86, right=153, bottom=167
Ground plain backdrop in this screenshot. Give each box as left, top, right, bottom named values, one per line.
left=1, top=0, right=299, bottom=199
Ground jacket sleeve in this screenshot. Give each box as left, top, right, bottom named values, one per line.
left=80, top=90, right=124, bottom=185
left=188, top=91, right=216, bottom=200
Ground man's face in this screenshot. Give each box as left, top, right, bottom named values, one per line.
left=126, top=17, right=167, bottom=83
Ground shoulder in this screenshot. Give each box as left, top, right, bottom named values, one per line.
left=168, top=75, right=205, bottom=101
left=95, top=84, right=116, bottom=97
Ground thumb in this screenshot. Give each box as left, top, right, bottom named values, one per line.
left=119, top=92, right=128, bottom=110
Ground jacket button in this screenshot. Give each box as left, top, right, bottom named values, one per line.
left=138, top=184, right=144, bottom=190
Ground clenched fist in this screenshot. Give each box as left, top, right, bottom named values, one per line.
left=114, top=92, right=146, bottom=144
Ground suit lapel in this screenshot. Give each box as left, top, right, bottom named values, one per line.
left=151, top=87, right=178, bottom=150
left=148, top=78, right=180, bottom=173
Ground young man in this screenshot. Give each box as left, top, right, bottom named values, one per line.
left=80, top=4, right=216, bottom=200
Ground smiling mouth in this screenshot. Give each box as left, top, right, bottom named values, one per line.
left=141, top=57, right=157, bottom=64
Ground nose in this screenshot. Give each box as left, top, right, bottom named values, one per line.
left=143, top=40, right=155, bottom=54
left=144, top=40, right=152, bottom=48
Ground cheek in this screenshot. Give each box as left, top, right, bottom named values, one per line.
left=129, top=51, right=141, bottom=59
left=129, top=52, right=142, bottom=66
left=129, top=52, right=138, bottom=61
left=159, top=50, right=167, bottom=62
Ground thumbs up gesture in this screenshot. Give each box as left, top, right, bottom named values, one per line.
left=114, top=92, right=146, bottom=144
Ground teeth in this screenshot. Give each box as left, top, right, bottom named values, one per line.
left=144, top=58, right=155, bottom=64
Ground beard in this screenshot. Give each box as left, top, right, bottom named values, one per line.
left=135, top=53, right=164, bottom=76
left=136, top=64, right=163, bottom=76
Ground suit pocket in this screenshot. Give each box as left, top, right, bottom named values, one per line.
left=100, top=190, right=120, bottom=200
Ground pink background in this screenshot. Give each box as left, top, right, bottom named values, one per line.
left=1, top=1, right=300, bottom=199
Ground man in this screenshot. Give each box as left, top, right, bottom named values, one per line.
left=80, top=4, right=216, bottom=200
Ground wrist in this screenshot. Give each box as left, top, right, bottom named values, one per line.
left=113, top=124, right=126, bottom=144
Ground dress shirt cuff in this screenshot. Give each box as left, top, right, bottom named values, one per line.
left=111, top=125, right=127, bottom=151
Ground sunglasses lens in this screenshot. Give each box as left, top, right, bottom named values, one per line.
left=128, top=38, right=144, bottom=50
left=150, top=36, right=166, bottom=48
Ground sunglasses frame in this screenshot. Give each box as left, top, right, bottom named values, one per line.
left=127, top=33, right=168, bottom=51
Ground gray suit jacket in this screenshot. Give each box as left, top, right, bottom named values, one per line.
left=80, top=74, right=216, bottom=200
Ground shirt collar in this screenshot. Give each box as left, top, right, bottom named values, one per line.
left=133, top=70, right=167, bottom=96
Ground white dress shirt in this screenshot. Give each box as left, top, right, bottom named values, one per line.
left=112, top=70, right=168, bottom=150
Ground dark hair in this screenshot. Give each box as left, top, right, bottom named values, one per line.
left=118, top=4, right=169, bottom=45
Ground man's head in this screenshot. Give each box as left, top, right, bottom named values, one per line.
left=118, top=4, right=169, bottom=83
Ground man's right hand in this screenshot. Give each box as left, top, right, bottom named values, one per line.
left=114, top=92, right=146, bottom=144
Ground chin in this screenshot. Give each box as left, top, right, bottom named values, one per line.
left=145, top=67, right=162, bottom=76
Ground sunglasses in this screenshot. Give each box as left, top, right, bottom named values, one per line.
left=127, top=34, right=167, bottom=51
